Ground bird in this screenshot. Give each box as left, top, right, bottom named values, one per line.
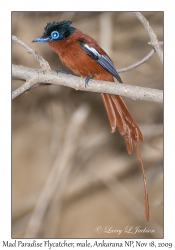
left=32, top=20, right=149, bottom=221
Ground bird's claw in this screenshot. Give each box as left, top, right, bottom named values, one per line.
left=85, top=74, right=94, bottom=88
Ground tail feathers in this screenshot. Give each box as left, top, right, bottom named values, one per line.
left=134, top=140, right=149, bottom=221
left=101, top=93, right=149, bottom=221
left=101, top=93, right=117, bottom=133
left=101, top=93, right=143, bottom=154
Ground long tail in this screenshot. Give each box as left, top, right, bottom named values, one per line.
left=101, top=93, right=149, bottom=221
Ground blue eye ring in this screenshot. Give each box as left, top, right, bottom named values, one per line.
left=51, top=31, right=59, bottom=40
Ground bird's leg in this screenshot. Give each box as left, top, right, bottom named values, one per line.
left=85, top=74, right=94, bottom=87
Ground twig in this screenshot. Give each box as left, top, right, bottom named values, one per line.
left=12, top=65, right=163, bottom=103
left=12, top=78, right=38, bottom=99
left=118, top=41, right=163, bottom=73
left=12, top=35, right=51, bottom=70
left=133, top=12, right=163, bottom=63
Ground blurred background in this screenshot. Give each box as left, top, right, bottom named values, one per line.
left=12, top=12, right=163, bottom=238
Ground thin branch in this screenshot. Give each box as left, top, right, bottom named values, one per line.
left=133, top=12, right=163, bottom=63
left=118, top=41, right=163, bottom=73
left=12, top=78, right=38, bottom=99
left=12, top=64, right=163, bottom=103
left=12, top=35, right=51, bottom=70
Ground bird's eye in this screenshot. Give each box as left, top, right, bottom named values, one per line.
left=51, top=31, right=60, bottom=40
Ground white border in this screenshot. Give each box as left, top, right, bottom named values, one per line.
left=1, top=0, right=174, bottom=247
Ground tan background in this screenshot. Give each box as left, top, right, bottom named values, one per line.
left=12, top=12, right=163, bottom=238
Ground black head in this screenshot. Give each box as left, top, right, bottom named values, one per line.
left=32, top=20, right=75, bottom=43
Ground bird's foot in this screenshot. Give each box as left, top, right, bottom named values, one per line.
left=85, top=74, right=94, bottom=88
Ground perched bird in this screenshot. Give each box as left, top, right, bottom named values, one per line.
left=33, top=20, right=149, bottom=221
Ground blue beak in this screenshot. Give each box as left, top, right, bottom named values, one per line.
left=32, top=36, right=50, bottom=43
